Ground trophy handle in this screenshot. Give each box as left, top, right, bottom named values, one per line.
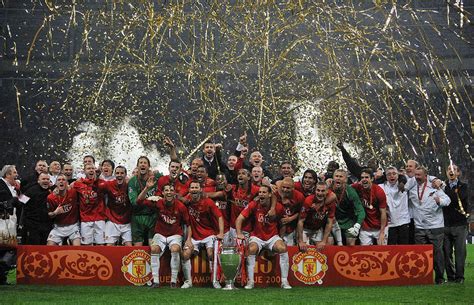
left=213, top=238, right=221, bottom=285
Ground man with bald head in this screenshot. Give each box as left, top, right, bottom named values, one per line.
left=244, top=151, right=273, bottom=181
left=21, top=160, right=49, bottom=193
left=405, top=160, right=419, bottom=178
left=49, top=161, right=61, bottom=185
left=408, top=166, right=450, bottom=284
left=23, top=172, right=53, bottom=244
left=276, top=177, right=305, bottom=246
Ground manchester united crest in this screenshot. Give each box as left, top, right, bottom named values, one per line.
left=121, top=250, right=153, bottom=286
left=291, top=248, right=328, bottom=285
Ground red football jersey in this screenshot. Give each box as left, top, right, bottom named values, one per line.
left=300, top=194, right=336, bottom=231
left=73, top=178, right=106, bottom=222
left=241, top=201, right=285, bottom=241
left=156, top=174, right=191, bottom=197
left=234, top=158, right=244, bottom=171
left=200, top=178, right=216, bottom=193
left=47, top=188, right=80, bottom=226
left=187, top=197, right=222, bottom=240
left=275, top=189, right=305, bottom=233
left=139, top=198, right=190, bottom=237
left=215, top=197, right=231, bottom=232
left=294, top=181, right=303, bottom=193
left=351, top=183, right=387, bottom=230
left=230, top=184, right=259, bottom=232
left=100, top=180, right=132, bottom=224
left=294, top=181, right=315, bottom=197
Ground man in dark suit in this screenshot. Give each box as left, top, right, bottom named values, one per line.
left=0, top=165, right=19, bottom=285
left=443, top=164, right=470, bottom=284
left=22, top=172, right=53, bottom=245
left=20, top=160, right=49, bottom=193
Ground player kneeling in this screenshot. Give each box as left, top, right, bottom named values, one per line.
left=236, top=185, right=292, bottom=289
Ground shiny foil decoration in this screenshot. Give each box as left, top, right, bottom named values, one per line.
left=1, top=1, right=471, bottom=175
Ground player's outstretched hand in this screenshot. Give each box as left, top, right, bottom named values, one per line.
left=298, top=241, right=308, bottom=252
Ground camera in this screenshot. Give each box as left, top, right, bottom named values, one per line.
left=0, top=199, right=15, bottom=215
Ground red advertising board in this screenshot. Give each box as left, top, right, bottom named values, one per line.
left=17, top=245, right=433, bottom=287
left=17, top=246, right=152, bottom=286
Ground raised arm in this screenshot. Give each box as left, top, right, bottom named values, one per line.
left=164, top=136, right=179, bottom=162
left=215, top=144, right=226, bottom=174
left=337, top=142, right=362, bottom=179
left=136, top=177, right=156, bottom=203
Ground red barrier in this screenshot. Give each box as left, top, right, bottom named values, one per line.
left=16, top=245, right=433, bottom=286
left=17, top=246, right=152, bottom=286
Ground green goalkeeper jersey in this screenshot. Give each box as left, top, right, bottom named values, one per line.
left=334, top=185, right=366, bottom=229
left=128, top=172, right=163, bottom=215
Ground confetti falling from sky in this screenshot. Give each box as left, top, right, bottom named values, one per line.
left=0, top=0, right=472, bottom=175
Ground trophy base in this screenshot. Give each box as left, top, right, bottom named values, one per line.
left=222, top=280, right=238, bottom=290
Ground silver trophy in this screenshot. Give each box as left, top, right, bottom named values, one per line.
left=219, top=246, right=241, bottom=290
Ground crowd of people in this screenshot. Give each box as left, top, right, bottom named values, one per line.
left=0, top=133, right=470, bottom=288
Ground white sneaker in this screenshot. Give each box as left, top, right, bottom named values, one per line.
left=212, top=281, right=221, bottom=289
left=181, top=280, right=193, bottom=289
left=244, top=281, right=254, bottom=289
left=281, top=279, right=292, bottom=289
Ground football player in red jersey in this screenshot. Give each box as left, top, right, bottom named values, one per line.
left=73, top=163, right=106, bottom=245
left=228, top=169, right=259, bottom=241
left=100, top=166, right=133, bottom=246
left=352, top=168, right=388, bottom=245
left=181, top=181, right=224, bottom=289
left=156, top=160, right=191, bottom=198
left=138, top=184, right=192, bottom=288
left=194, top=166, right=216, bottom=193
left=250, top=166, right=264, bottom=187
left=275, top=177, right=305, bottom=246
left=294, top=169, right=318, bottom=197
left=236, top=185, right=292, bottom=289
left=188, top=158, right=204, bottom=180
left=297, top=181, right=337, bottom=251
left=212, top=174, right=232, bottom=245
left=47, top=174, right=80, bottom=246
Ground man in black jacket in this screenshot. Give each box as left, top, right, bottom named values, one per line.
left=23, top=172, right=52, bottom=245
left=201, top=141, right=228, bottom=180
left=0, top=165, right=19, bottom=285
left=20, top=160, right=49, bottom=193
left=443, top=164, right=470, bottom=284
left=336, top=143, right=380, bottom=182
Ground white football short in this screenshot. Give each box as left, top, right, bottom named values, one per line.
left=359, top=227, right=388, bottom=245
left=105, top=221, right=132, bottom=244
left=302, top=228, right=324, bottom=245
left=227, top=227, right=250, bottom=245
left=192, top=235, right=216, bottom=252
left=47, top=223, right=81, bottom=245
left=249, top=235, right=283, bottom=253
left=283, top=231, right=296, bottom=246
left=81, top=220, right=106, bottom=245
left=151, top=233, right=183, bottom=251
